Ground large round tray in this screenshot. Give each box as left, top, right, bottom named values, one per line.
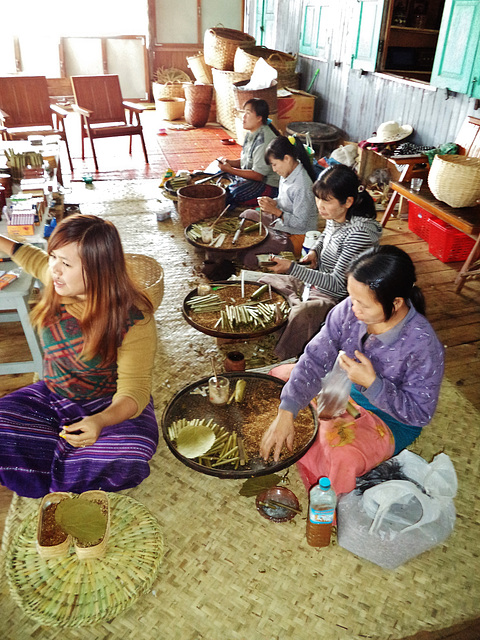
left=185, top=217, right=269, bottom=253
left=182, top=280, right=289, bottom=339
left=164, top=172, right=233, bottom=198
left=162, top=372, right=318, bottom=479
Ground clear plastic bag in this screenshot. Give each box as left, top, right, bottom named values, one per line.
left=315, top=351, right=351, bottom=419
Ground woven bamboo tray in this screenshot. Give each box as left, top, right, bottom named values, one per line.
left=162, top=371, right=317, bottom=478
left=6, top=494, right=164, bottom=628
left=182, top=280, right=287, bottom=339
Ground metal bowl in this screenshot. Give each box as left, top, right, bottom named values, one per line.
left=256, top=486, right=301, bottom=523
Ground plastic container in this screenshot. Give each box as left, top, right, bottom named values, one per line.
left=302, top=230, right=321, bottom=257
left=306, top=476, right=337, bottom=547
left=427, top=217, right=475, bottom=263
left=408, top=202, right=432, bottom=242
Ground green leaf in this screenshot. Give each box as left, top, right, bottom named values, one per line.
left=176, top=424, right=216, bottom=458
left=239, top=474, right=282, bottom=497
left=55, top=497, right=107, bottom=544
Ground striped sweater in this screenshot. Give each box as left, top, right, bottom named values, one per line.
left=288, top=216, right=382, bottom=300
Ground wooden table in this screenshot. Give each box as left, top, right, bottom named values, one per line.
left=385, top=181, right=480, bottom=293
left=0, top=217, right=46, bottom=378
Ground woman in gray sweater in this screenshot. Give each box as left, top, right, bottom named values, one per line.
left=261, top=164, right=382, bottom=360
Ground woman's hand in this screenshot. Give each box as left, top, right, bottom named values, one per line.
left=266, top=256, right=292, bottom=274
left=60, top=415, right=104, bottom=448
left=260, top=409, right=295, bottom=461
left=257, top=196, right=280, bottom=217
left=339, top=350, right=376, bottom=388
left=217, top=158, right=233, bottom=173
left=299, top=249, right=318, bottom=269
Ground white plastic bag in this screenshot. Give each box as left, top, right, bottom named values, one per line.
left=315, top=351, right=351, bottom=419
left=337, top=451, right=458, bottom=569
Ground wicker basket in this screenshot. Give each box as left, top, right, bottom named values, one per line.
left=125, top=253, right=164, bottom=310
left=74, top=490, right=110, bottom=560
left=155, top=97, right=185, bottom=121
left=36, top=492, right=72, bottom=559
left=184, top=84, right=214, bottom=128
left=234, top=46, right=298, bottom=88
left=187, top=51, right=214, bottom=84
left=204, top=27, right=255, bottom=71
left=177, top=184, right=226, bottom=227
left=233, top=79, right=278, bottom=114
left=212, top=68, right=250, bottom=132
left=428, top=154, right=480, bottom=208
left=152, top=81, right=186, bottom=100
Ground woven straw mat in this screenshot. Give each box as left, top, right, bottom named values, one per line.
left=0, top=180, right=479, bottom=639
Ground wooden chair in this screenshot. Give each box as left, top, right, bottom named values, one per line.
left=0, top=75, right=73, bottom=173
left=71, top=75, right=149, bottom=172
left=380, top=116, right=480, bottom=227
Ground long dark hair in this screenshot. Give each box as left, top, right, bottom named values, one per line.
left=264, top=135, right=317, bottom=182
left=31, top=213, right=153, bottom=364
left=312, top=164, right=376, bottom=220
left=243, top=98, right=281, bottom=135
left=347, top=245, right=426, bottom=318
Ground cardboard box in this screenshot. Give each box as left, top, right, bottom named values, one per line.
left=277, top=88, right=316, bottom=133
left=7, top=224, right=35, bottom=236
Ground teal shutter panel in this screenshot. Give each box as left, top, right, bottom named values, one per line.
left=299, top=1, right=320, bottom=56
left=431, top=0, right=480, bottom=96
left=351, top=0, right=385, bottom=72
left=255, top=0, right=277, bottom=47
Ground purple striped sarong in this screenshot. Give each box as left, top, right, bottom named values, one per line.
left=0, top=381, right=158, bottom=498
left=226, top=177, right=278, bottom=207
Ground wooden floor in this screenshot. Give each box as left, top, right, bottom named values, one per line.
left=0, top=175, right=479, bottom=639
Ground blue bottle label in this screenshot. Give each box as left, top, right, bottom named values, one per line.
left=309, top=506, right=335, bottom=524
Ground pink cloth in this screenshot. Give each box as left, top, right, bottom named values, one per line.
left=269, top=364, right=395, bottom=495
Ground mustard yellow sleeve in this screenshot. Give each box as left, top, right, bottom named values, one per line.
left=11, top=244, right=50, bottom=284
left=113, top=312, right=157, bottom=418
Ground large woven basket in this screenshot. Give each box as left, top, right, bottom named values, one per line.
left=155, top=97, right=185, bottom=121
left=125, top=253, right=164, bottom=310
left=234, top=46, right=298, bottom=88
left=184, top=83, right=214, bottom=128
left=177, top=184, right=226, bottom=227
left=152, top=81, right=186, bottom=100
left=204, top=27, right=255, bottom=71
left=187, top=51, right=214, bottom=84
left=212, top=68, right=249, bottom=132
left=428, top=154, right=480, bottom=208
left=233, top=79, right=278, bottom=115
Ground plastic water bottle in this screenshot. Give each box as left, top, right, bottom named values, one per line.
left=302, top=230, right=321, bottom=258
left=306, top=477, right=337, bottom=547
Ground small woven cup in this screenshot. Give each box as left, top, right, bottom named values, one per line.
left=36, top=492, right=73, bottom=559
left=74, top=490, right=110, bottom=560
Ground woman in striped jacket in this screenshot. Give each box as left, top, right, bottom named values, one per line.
left=261, top=164, right=382, bottom=360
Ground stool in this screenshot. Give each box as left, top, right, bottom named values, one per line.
left=0, top=267, right=43, bottom=377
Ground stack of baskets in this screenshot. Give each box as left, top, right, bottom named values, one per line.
left=427, top=154, right=480, bottom=208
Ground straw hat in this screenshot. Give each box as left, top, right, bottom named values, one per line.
left=367, top=120, right=413, bottom=143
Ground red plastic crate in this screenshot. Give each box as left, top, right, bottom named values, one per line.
left=427, top=217, right=475, bottom=263
left=408, top=202, right=432, bottom=241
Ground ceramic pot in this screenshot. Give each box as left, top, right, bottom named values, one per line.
left=224, top=351, right=245, bottom=372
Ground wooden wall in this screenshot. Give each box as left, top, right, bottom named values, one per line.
left=244, top=0, right=480, bottom=147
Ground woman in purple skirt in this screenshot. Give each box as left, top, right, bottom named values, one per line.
left=0, top=214, right=159, bottom=498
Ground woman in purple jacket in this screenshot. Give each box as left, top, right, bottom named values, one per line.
left=260, top=245, right=444, bottom=494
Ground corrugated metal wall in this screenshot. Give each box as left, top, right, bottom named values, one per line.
left=246, top=0, right=479, bottom=146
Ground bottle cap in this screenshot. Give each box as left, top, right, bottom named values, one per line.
left=319, top=477, right=331, bottom=490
